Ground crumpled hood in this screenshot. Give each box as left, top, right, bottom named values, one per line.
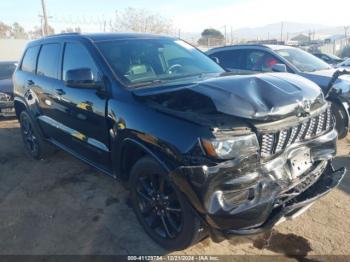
left=134, top=73, right=325, bottom=121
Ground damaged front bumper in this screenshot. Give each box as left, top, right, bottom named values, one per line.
left=170, top=129, right=346, bottom=241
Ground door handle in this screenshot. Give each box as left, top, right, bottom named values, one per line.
left=27, top=80, right=35, bottom=86
left=55, top=89, right=65, bottom=96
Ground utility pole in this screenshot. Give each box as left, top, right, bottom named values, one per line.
left=345, top=26, right=349, bottom=44
left=224, top=25, right=227, bottom=45
left=178, top=29, right=181, bottom=39
left=230, top=26, right=233, bottom=44
left=41, top=0, right=49, bottom=35
left=280, top=21, right=284, bottom=43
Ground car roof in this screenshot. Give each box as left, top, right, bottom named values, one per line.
left=207, top=44, right=296, bottom=53
left=27, top=32, right=174, bottom=46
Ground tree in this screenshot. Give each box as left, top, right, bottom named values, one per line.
left=28, top=25, right=55, bottom=39
left=198, top=28, right=224, bottom=46
left=61, top=27, right=82, bottom=34
left=10, top=22, right=28, bottom=39
left=110, top=7, right=174, bottom=35
left=0, top=21, right=11, bottom=38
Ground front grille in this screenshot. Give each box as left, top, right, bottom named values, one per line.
left=260, top=108, right=332, bottom=158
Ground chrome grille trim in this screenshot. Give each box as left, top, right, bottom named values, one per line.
left=260, top=108, right=333, bottom=158
left=261, top=134, right=275, bottom=158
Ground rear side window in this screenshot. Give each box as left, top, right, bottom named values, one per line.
left=63, top=43, right=98, bottom=81
left=37, top=43, right=61, bottom=79
left=21, top=46, right=40, bottom=73
left=210, top=50, right=243, bottom=70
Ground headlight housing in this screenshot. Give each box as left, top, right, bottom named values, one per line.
left=201, top=133, right=259, bottom=160
left=0, top=92, right=11, bottom=102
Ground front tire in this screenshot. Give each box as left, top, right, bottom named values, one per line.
left=129, top=156, right=206, bottom=250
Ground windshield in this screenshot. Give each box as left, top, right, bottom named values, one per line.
left=0, top=63, right=16, bottom=80
left=97, top=38, right=224, bottom=87
left=276, top=48, right=331, bottom=72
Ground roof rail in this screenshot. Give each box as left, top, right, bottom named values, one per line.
left=45, top=32, right=81, bottom=38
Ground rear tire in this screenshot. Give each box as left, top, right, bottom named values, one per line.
left=331, top=103, right=348, bottom=139
left=129, top=156, right=206, bottom=250
left=19, top=111, right=55, bottom=160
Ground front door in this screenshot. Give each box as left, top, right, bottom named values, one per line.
left=50, top=42, right=110, bottom=169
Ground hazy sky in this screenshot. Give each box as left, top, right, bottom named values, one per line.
left=1, top=0, right=349, bottom=32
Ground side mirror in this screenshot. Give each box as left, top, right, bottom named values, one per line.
left=65, top=68, right=97, bottom=88
left=210, top=56, right=220, bottom=64
left=272, top=63, right=287, bottom=72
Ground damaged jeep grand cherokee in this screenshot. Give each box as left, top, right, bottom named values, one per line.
left=13, top=33, right=346, bottom=250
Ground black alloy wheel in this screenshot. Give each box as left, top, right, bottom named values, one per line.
left=135, top=171, right=183, bottom=239
left=130, top=156, right=206, bottom=250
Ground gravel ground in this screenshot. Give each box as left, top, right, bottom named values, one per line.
left=0, top=118, right=349, bottom=259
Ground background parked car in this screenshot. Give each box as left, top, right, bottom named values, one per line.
left=312, top=53, right=344, bottom=66
left=337, top=58, right=350, bottom=69
left=0, top=61, right=17, bottom=118
left=207, top=45, right=350, bottom=139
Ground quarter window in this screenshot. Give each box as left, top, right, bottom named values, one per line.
left=37, top=44, right=61, bottom=79
left=21, top=46, right=40, bottom=73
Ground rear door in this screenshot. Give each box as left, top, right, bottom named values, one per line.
left=34, top=43, right=64, bottom=139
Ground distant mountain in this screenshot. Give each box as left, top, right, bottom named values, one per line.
left=232, top=22, right=328, bottom=40
left=180, top=22, right=346, bottom=44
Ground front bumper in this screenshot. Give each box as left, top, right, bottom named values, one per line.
left=0, top=100, right=15, bottom=116
left=170, top=129, right=346, bottom=241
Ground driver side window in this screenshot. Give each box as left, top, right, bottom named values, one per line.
left=244, top=50, right=282, bottom=72
left=62, top=43, right=98, bottom=81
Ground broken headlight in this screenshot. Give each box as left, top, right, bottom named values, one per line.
left=201, top=133, right=259, bottom=160
left=0, top=92, right=11, bottom=102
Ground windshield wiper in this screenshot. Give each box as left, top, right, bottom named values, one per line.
left=128, top=72, right=213, bottom=88
left=129, top=79, right=166, bottom=88
left=159, top=72, right=208, bottom=81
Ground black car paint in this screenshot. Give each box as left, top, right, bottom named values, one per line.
left=13, top=34, right=345, bottom=241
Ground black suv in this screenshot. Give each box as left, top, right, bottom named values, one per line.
left=13, top=33, right=345, bottom=250
left=207, top=45, right=350, bottom=139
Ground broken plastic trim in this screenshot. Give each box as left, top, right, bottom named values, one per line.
left=169, top=129, right=339, bottom=235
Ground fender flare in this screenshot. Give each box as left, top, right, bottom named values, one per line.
left=13, top=96, right=48, bottom=139
left=110, top=131, right=180, bottom=180
left=328, top=96, right=350, bottom=133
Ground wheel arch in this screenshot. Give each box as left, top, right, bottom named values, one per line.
left=328, top=96, right=350, bottom=138
left=14, top=97, right=28, bottom=119
left=115, top=137, right=178, bottom=182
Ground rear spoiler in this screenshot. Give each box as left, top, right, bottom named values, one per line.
left=325, top=69, right=350, bottom=98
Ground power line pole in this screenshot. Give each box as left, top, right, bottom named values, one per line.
left=280, top=21, right=284, bottom=43
left=224, top=25, right=227, bottom=45
left=345, top=26, right=349, bottom=44
left=41, top=0, right=49, bottom=35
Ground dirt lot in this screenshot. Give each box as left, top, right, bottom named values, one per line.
left=0, top=118, right=350, bottom=258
